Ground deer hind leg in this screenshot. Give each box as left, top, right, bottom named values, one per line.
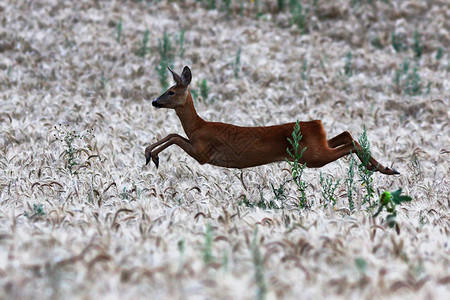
left=327, top=131, right=389, bottom=171
left=324, top=139, right=399, bottom=175
left=147, top=136, right=199, bottom=168
left=326, top=132, right=376, bottom=169
left=327, top=131, right=353, bottom=148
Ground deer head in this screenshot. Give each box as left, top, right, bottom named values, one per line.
left=152, top=66, right=192, bottom=109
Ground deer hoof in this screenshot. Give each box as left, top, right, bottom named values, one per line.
left=145, top=155, right=151, bottom=165
left=385, top=167, right=400, bottom=175
left=152, top=156, right=159, bottom=169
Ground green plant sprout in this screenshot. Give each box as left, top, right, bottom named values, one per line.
left=271, top=181, right=287, bottom=204
left=251, top=226, right=267, bottom=300
left=277, top=0, right=285, bottom=11
left=435, top=48, right=443, bottom=60
left=222, top=0, right=231, bottom=14
left=137, top=29, right=150, bottom=57
left=206, top=0, right=216, bottom=10
left=116, top=18, right=122, bottom=43
left=177, top=30, right=185, bottom=58
left=24, top=203, right=45, bottom=220
left=54, top=125, right=94, bottom=175
left=238, top=189, right=283, bottom=210
left=199, top=79, right=210, bottom=100
left=156, top=32, right=175, bottom=89
left=405, top=66, right=422, bottom=96
left=203, top=223, right=214, bottom=264
left=356, top=125, right=375, bottom=207
left=373, top=189, right=412, bottom=228
left=344, top=52, right=352, bottom=76
left=287, top=120, right=308, bottom=208
left=319, top=172, right=341, bottom=208
left=394, top=58, right=423, bottom=96
left=391, top=31, right=408, bottom=52
left=413, top=29, right=422, bottom=58
left=346, top=155, right=356, bottom=211
left=291, top=0, right=306, bottom=33
left=234, top=46, right=242, bottom=78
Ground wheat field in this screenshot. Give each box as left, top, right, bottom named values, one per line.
left=0, top=1, right=449, bottom=299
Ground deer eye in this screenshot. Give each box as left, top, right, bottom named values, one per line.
left=168, top=91, right=175, bottom=96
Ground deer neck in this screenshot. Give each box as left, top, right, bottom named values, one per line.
left=175, top=91, right=204, bottom=139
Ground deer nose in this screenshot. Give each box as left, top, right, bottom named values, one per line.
left=152, top=100, right=162, bottom=108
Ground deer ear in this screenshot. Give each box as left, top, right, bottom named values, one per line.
left=167, top=66, right=182, bottom=85
left=181, top=66, right=192, bottom=87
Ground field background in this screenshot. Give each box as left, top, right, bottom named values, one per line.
left=0, top=0, right=449, bottom=299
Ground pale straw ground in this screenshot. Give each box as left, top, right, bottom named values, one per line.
left=0, top=1, right=449, bottom=299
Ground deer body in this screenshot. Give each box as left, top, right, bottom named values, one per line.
left=145, top=66, right=399, bottom=175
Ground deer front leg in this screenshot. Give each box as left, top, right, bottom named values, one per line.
left=147, top=136, right=198, bottom=168
left=145, top=134, right=189, bottom=166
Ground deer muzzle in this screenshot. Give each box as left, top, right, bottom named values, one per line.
left=152, top=99, right=162, bottom=109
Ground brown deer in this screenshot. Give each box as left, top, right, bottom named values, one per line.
left=145, top=66, right=399, bottom=175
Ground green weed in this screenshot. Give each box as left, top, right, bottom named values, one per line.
left=356, top=125, right=375, bottom=207
left=137, top=29, right=150, bottom=57
left=207, top=0, right=216, bottom=10
left=290, top=0, right=307, bottom=33
left=6, top=66, right=12, bottom=78
left=344, top=52, right=352, bottom=76
left=222, top=0, right=231, bottom=14
left=120, top=187, right=129, bottom=200
left=319, top=172, right=341, bottom=208
left=405, top=66, right=422, bottom=96
left=418, top=210, right=426, bottom=226
left=238, top=195, right=255, bottom=208
left=346, top=155, right=356, bottom=211
left=116, top=18, right=122, bottom=43
left=234, top=46, right=242, bottom=78
left=270, top=181, right=287, bottom=205
left=251, top=227, right=267, bottom=300
left=354, top=258, right=367, bottom=273
left=177, top=30, right=185, bottom=58
left=391, top=31, right=408, bottom=52
left=287, top=120, right=308, bottom=208
left=253, top=0, right=262, bottom=17
left=373, top=189, right=412, bottom=231
left=203, top=223, right=214, bottom=264
left=394, top=59, right=423, bottom=95
left=299, top=58, right=308, bottom=89
left=257, top=185, right=283, bottom=209
left=155, top=32, right=175, bottom=90
left=199, top=79, right=210, bottom=100
left=413, top=29, right=422, bottom=58
left=238, top=189, right=282, bottom=210
left=435, top=48, right=443, bottom=60
left=54, top=125, right=94, bottom=175
left=221, top=250, right=229, bottom=272
left=24, top=203, right=45, bottom=220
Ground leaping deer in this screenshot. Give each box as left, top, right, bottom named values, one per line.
left=145, top=66, right=399, bottom=175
